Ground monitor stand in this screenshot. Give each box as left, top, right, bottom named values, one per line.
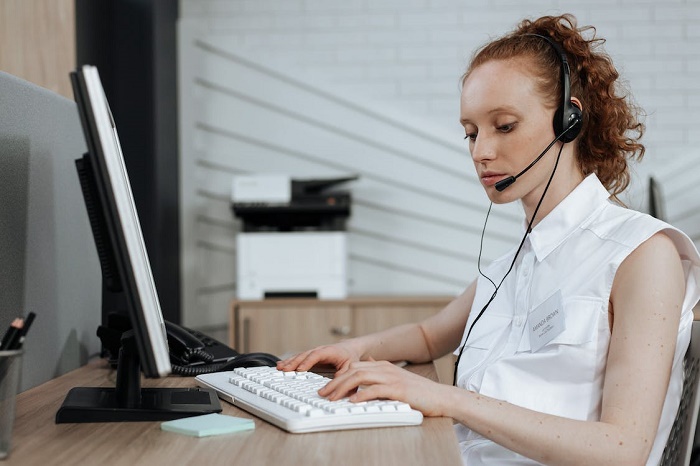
left=55, top=331, right=222, bottom=423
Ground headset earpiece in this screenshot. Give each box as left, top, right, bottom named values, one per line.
left=554, top=100, right=582, bottom=143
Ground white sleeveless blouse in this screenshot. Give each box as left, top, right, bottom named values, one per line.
left=454, top=174, right=700, bottom=465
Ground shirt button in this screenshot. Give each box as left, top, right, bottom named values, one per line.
left=514, top=316, right=522, bottom=327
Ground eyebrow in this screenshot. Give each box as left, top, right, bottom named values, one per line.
left=460, top=105, right=521, bottom=125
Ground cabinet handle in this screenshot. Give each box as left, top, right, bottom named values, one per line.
left=330, top=325, right=351, bottom=337
left=243, top=317, right=250, bottom=353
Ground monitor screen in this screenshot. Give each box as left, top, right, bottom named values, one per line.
left=55, top=65, right=220, bottom=423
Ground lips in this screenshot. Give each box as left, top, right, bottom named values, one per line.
left=480, top=172, right=508, bottom=187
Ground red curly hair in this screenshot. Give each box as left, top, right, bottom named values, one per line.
left=463, top=14, right=645, bottom=198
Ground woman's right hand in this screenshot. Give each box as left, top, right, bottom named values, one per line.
left=276, top=342, right=361, bottom=374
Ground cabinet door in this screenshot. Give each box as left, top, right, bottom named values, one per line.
left=352, top=305, right=440, bottom=336
left=236, top=304, right=352, bottom=358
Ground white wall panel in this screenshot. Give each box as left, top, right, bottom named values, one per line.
left=347, top=260, right=468, bottom=296
left=198, top=244, right=236, bottom=290
left=179, top=20, right=523, bottom=326
left=197, top=219, right=237, bottom=252
left=196, top=289, right=237, bottom=331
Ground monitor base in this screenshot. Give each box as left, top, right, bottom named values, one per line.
left=56, top=386, right=221, bottom=423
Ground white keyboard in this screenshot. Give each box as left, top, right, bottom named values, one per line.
left=195, top=366, right=423, bottom=433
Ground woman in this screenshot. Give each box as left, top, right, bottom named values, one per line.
left=278, top=14, right=700, bottom=465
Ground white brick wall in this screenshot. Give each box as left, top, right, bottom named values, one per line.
left=180, top=0, right=700, bottom=167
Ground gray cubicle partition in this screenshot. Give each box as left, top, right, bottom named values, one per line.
left=0, top=72, right=101, bottom=391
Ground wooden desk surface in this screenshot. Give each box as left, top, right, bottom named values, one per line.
left=5, top=360, right=462, bottom=466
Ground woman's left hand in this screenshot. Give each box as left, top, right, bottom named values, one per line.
left=317, top=360, right=453, bottom=417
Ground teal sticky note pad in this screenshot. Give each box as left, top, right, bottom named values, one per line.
left=161, top=413, right=255, bottom=437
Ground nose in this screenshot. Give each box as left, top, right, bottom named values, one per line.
left=470, top=133, right=497, bottom=164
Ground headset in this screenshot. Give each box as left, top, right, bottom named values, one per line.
left=535, top=33, right=583, bottom=144
left=454, top=33, right=584, bottom=385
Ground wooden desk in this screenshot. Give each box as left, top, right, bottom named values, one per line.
left=4, top=360, right=462, bottom=465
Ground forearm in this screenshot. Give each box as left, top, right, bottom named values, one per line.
left=445, top=388, right=652, bottom=466
left=348, top=285, right=475, bottom=363
left=345, top=322, right=434, bottom=364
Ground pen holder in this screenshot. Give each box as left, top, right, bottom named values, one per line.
left=0, top=350, right=22, bottom=460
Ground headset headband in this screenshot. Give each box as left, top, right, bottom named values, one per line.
left=524, top=33, right=582, bottom=143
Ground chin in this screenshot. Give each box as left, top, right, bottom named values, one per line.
left=486, top=189, right=519, bottom=205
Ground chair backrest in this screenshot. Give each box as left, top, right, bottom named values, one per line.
left=660, top=320, right=700, bottom=466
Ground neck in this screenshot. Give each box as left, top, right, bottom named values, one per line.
left=521, top=156, right=584, bottom=229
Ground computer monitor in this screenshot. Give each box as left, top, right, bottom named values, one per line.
left=649, top=176, right=667, bottom=222
left=55, top=65, right=221, bottom=423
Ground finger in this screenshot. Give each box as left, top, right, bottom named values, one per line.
left=335, top=357, right=370, bottom=376
left=322, top=366, right=388, bottom=401
left=277, top=352, right=301, bottom=367
left=323, top=361, right=406, bottom=399
left=318, top=377, right=356, bottom=400
left=318, top=367, right=357, bottom=398
left=291, top=352, right=327, bottom=372
left=287, top=346, right=347, bottom=373
left=276, top=350, right=312, bottom=370
left=335, top=359, right=353, bottom=376
left=349, top=384, right=393, bottom=403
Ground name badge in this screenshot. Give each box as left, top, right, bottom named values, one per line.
left=528, top=290, right=565, bottom=352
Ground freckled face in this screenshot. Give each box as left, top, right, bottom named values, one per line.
left=460, top=59, right=560, bottom=205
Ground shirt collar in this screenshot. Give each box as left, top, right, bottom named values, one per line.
left=527, top=173, right=611, bottom=262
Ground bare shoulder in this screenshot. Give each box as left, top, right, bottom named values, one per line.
left=618, top=231, right=681, bottom=274
left=612, top=231, right=684, bottom=320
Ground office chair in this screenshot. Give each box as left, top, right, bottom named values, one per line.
left=660, top=320, right=700, bottom=466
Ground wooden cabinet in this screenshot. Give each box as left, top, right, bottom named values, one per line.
left=229, top=296, right=456, bottom=384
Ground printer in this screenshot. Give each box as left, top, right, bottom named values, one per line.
left=231, top=175, right=357, bottom=300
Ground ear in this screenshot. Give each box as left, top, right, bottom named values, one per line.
left=571, top=97, right=583, bottom=112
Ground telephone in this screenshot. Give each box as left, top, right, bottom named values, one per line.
left=97, top=313, right=280, bottom=376
left=164, top=320, right=239, bottom=366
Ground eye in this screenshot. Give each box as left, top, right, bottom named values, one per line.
left=464, top=132, right=477, bottom=142
left=497, top=122, right=516, bottom=133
